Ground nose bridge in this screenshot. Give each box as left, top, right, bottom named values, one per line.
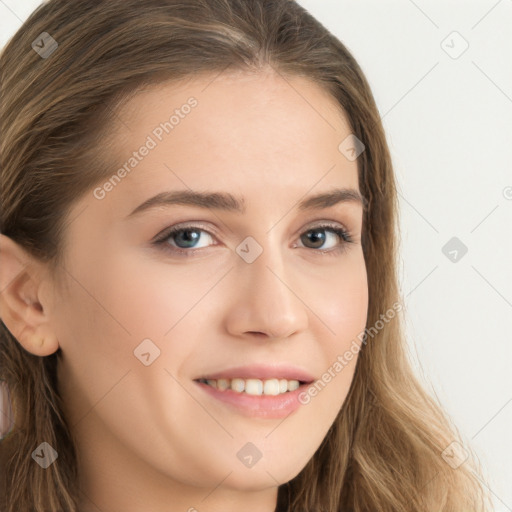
left=240, top=229, right=291, bottom=291
left=227, top=233, right=309, bottom=339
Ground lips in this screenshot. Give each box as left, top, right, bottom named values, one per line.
left=193, top=363, right=316, bottom=383
left=192, top=364, right=318, bottom=418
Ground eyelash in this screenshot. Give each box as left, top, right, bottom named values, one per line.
left=152, top=222, right=354, bottom=257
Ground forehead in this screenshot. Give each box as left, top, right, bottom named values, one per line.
left=66, top=69, right=363, bottom=236
left=108, top=70, right=358, bottom=190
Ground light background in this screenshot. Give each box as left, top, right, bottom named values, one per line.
left=1, top=0, right=511, bottom=510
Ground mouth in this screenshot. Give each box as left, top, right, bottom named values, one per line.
left=192, top=365, right=316, bottom=418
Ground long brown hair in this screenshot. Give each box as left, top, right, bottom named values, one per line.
left=0, top=1, right=492, bottom=510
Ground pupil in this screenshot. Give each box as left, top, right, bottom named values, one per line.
left=303, top=228, right=325, bottom=248
left=176, top=230, right=200, bottom=248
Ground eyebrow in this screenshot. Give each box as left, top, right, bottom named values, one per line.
left=126, top=187, right=366, bottom=218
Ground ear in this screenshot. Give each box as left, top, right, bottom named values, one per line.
left=0, top=234, right=59, bottom=356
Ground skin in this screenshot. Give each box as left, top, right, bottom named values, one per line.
left=0, top=69, right=368, bottom=512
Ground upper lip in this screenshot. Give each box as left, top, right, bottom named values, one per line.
left=194, top=364, right=316, bottom=383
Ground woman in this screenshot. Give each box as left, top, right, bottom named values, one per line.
left=0, top=0, right=492, bottom=511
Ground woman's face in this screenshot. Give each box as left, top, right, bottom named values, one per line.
left=51, top=70, right=368, bottom=509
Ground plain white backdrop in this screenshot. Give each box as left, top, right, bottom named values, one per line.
left=1, top=0, right=511, bottom=510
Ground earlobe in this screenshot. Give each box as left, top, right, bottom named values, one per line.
left=19, top=324, right=60, bottom=357
left=0, top=234, right=59, bottom=357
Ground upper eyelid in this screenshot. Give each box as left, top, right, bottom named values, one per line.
left=154, top=219, right=351, bottom=240
left=153, top=221, right=215, bottom=242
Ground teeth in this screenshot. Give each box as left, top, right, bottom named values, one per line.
left=245, top=379, right=263, bottom=395
left=200, top=377, right=302, bottom=396
left=288, top=380, right=300, bottom=391
left=263, top=378, right=280, bottom=396
left=217, top=379, right=230, bottom=391
left=231, top=378, right=245, bottom=393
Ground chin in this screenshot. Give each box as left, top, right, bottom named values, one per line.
left=223, top=458, right=307, bottom=491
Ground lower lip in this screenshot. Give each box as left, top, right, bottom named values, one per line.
left=194, top=381, right=310, bottom=419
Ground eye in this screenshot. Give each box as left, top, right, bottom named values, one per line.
left=153, top=224, right=215, bottom=253
left=296, top=223, right=353, bottom=254
left=152, top=222, right=354, bottom=256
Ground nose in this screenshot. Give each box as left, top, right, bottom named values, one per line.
left=223, top=243, right=309, bottom=340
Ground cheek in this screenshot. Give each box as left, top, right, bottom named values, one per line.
left=320, top=252, right=369, bottom=342
left=54, top=285, right=134, bottom=427
left=311, top=253, right=368, bottom=402
left=91, top=248, right=226, bottom=340
left=53, top=248, right=173, bottom=426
